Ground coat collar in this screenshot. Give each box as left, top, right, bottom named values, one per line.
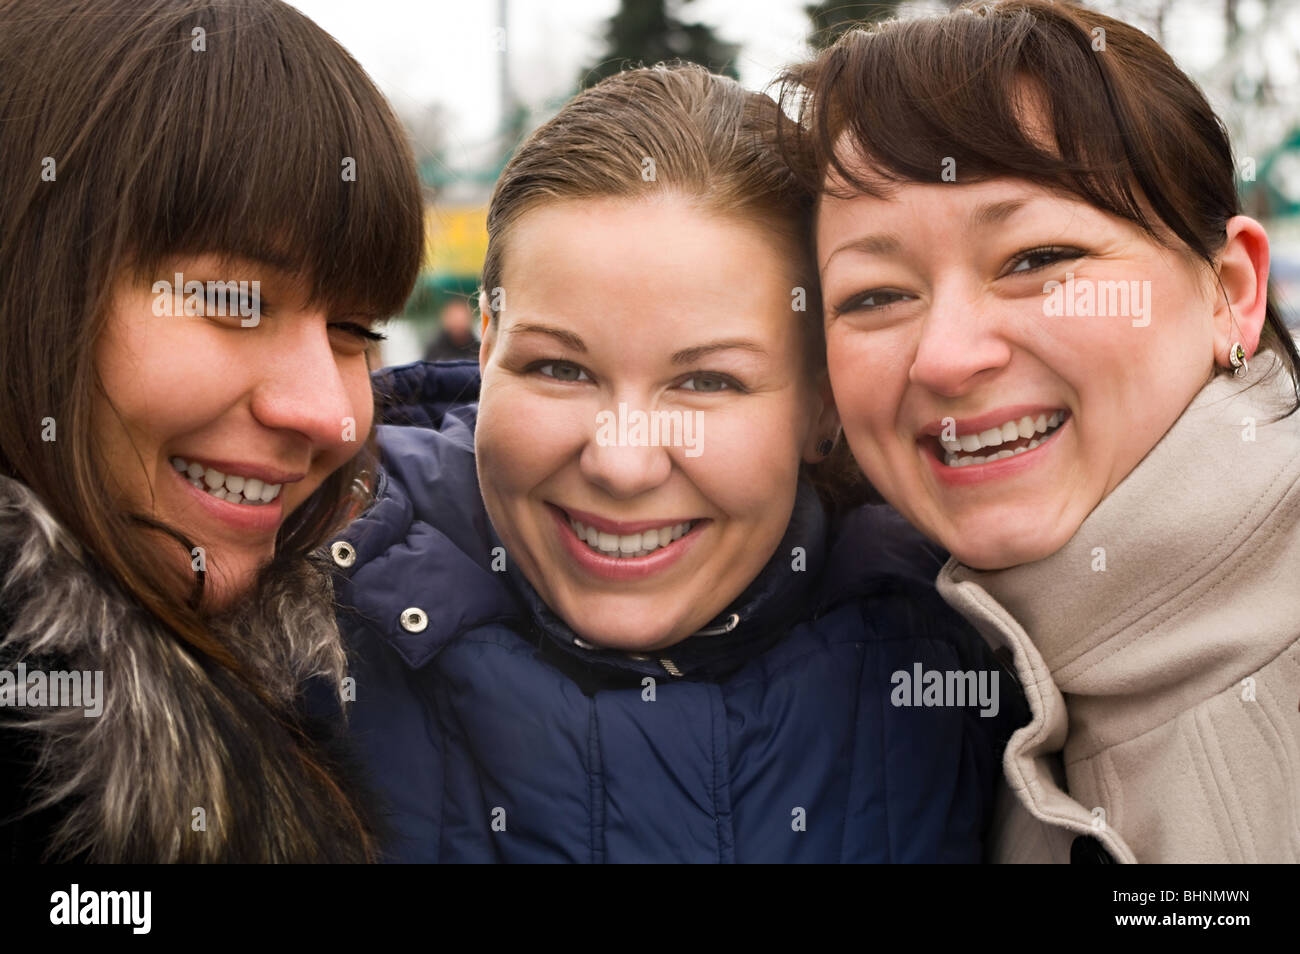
left=943, top=354, right=1300, bottom=707
left=937, top=355, right=1300, bottom=862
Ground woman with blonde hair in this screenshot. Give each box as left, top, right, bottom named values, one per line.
left=334, top=63, right=1025, bottom=863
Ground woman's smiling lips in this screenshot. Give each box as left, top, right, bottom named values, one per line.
left=170, top=455, right=305, bottom=534
left=917, top=404, right=1073, bottom=486
left=548, top=503, right=708, bottom=581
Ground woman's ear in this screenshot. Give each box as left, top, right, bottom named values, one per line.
left=1212, top=215, right=1270, bottom=367
left=801, top=374, right=841, bottom=464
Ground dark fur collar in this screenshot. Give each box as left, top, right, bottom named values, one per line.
left=0, top=475, right=378, bottom=862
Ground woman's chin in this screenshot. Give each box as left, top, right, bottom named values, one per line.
left=946, top=527, right=1075, bottom=571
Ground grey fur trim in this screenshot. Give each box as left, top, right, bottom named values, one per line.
left=0, top=475, right=372, bottom=862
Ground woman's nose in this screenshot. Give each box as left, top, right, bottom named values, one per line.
left=578, top=402, right=674, bottom=500
left=249, top=318, right=365, bottom=448
left=908, top=282, right=1014, bottom=397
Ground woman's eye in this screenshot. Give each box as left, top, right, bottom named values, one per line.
left=1007, top=246, right=1084, bottom=274
left=678, top=373, right=738, bottom=393
left=331, top=321, right=387, bottom=343
left=835, top=289, right=911, bottom=314
left=535, top=361, right=590, bottom=383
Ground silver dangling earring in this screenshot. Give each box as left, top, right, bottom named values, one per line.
left=1229, top=342, right=1248, bottom=378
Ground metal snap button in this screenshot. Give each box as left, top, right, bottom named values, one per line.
left=399, top=607, right=428, bottom=633
left=330, top=540, right=356, bottom=568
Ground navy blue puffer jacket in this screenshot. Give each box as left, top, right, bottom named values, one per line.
left=332, top=360, right=1026, bottom=863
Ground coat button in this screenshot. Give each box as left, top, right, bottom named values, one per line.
left=399, top=607, right=428, bottom=633
left=330, top=541, right=356, bottom=568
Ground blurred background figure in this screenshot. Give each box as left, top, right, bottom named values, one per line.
left=423, top=297, right=479, bottom=362
left=288, top=0, right=1300, bottom=364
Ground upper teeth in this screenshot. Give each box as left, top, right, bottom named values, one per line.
left=171, top=456, right=281, bottom=505
left=939, top=411, right=1063, bottom=454
left=940, top=411, right=1066, bottom=467
left=568, top=517, right=694, bottom=559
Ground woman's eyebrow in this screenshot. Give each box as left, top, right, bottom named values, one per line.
left=822, top=232, right=903, bottom=271
left=671, top=339, right=766, bottom=365
left=507, top=322, right=586, bottom=351
left=969, top=198, right=1029, bottom=230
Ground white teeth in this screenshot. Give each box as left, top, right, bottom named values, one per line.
left=941, top=412, right=1068, bottom=467
left=171, top=457, right=283, bottom=505
left=938, top=410, right=1068, bottom=458
left=569, top=516, right=694, bottom=558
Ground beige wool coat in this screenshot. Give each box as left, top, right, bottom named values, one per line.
left=937, top=354, right=1300, bottom=863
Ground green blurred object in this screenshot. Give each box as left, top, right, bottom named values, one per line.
left=1244, top=128, right=1300, bottom=220
left=804, top=0, right=963, bottom=50
left=580, top=0, right=740, bottom=87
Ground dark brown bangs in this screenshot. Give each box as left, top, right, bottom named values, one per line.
left=95, top=0, right=423, bottom=317
left=780, top=0, right=1235, bottom=263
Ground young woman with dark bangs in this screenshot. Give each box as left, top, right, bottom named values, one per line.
left=786, top=0, right=1300, bottom=862
left=0, top=0, right=423, bottom=862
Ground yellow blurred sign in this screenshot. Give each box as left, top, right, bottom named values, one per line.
left=425, top=205, right=488, bottom=278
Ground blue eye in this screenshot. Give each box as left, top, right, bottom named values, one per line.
left=536, top=361, right=591, bottom=383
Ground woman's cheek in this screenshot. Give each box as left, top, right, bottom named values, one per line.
left=691, top=399, right=803, bottom=513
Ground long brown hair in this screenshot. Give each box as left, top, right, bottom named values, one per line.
left=0, top=0, right=423, bottom=855
left=779, top=0, right=1300, bottom=409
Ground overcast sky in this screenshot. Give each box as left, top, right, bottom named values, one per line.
left=286, top=0, right=820, bottom=163
left=282, top=0, right=1300, bottom=167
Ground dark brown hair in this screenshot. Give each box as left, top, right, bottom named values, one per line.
left=779, top=0, right=1300, bottom=407
left=0, top=0, right=423, bottom=855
